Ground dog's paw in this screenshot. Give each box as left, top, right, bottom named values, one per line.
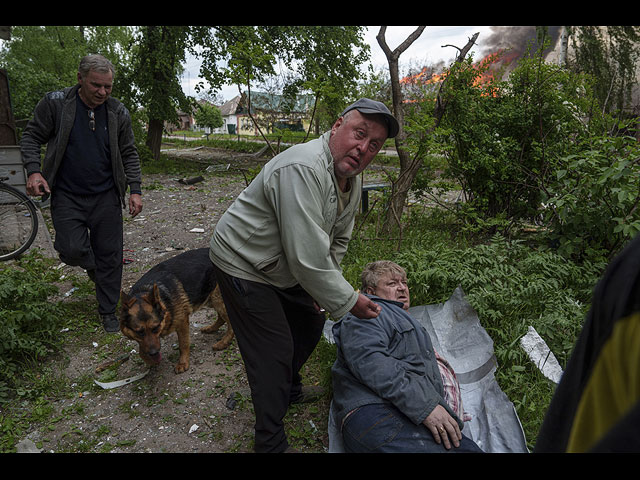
left=211, top=340, right=230, bottom=351
left=201, top=324, right=220, bottom=334
left=212, top=332, right=234, bottom=351
left=174, top=362, right=189, bottom=374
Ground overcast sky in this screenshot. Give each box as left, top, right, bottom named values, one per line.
left=181, top=26, right=496, bottom=101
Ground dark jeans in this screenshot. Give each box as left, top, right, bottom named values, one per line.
left=212, top=263, right=326, bottom=453
left=343, top=403, right=484, bottom=453
left=51, top=188, right=123, bottom=315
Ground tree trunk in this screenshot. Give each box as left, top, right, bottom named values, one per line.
left=376, top=26, right=426, bottom=235
left=377, top=27, right=479, bottom=237
left=146, top=118, right=164, bottom=161
left=558, top=26, right=569, bottom=66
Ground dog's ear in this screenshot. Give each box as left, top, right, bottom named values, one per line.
left=120, top=290, right=136, bottom=309
left=153, top=283, right=161, bottom=302
left=152, top=283, right=167, bottom=310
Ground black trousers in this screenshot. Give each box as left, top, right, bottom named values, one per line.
left=212, top=263, right=326, bottom=453
left=51, top=188, right=123, bottom=315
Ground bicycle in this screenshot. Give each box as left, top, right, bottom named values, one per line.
left=0, top=176, right=39, bottom=261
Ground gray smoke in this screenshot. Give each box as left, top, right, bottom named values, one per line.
left=480, top=26, right=562, bottom=60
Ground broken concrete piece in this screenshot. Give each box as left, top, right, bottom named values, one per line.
left=16, top=438, right=42, bottom=453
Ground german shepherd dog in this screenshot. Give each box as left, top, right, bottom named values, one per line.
left=120, top=248, right=233, bottom=373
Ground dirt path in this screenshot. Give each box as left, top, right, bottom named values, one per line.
left=19, top=157, right=262, bottom=453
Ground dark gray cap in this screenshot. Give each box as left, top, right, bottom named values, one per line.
left=340, top=98, right=399, bottom=138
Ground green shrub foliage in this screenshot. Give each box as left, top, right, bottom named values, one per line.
left=394, top=234, right=605, bottom=366
left=0, top=255, right=66, bottom=401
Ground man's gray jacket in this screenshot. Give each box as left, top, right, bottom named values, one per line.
left=20, top=84, right=141, bottom=205
left=331, top=295, right=464, bottom=430
left=209, top=131, right=361, bottom=319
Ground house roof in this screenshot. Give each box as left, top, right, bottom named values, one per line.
left=218, top=95, right=242, bottom=116
left=243, top=92, right=314, bottom=114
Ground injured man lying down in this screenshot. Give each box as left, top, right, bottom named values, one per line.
left=330, top=260, right=484, bottom=453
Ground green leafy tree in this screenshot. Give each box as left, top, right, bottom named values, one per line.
left=376, top=26, right=481, bottom=236
left=543, top=120, right=640, bottom=260
left=192, top=26, right=370, bottom=146
left=126, top=26, right=193, bottom=161
left=430, top=44, right=594, bottom=229
left=194, top=102, right=223, bottom=132
left=0, top=26, right=134, bottom=121
left=568, top=26, right=640, bottom=119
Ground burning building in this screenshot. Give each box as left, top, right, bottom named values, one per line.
left=401, top=26, right=640, bottom=118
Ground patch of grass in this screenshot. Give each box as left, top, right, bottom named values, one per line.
left=140, top=153, right=207, bottom=176
left=0, top=251, right=69, bottom=402
left=0, top=249, right=112, bottom=452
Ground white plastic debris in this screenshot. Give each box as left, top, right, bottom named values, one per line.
left=519, top=326, right=564, bottom=384
left=189, top=424, right=199, bottom=434
left=94, top=370, right=150, bottom=389
left=64, top=287, right=78, bottom=297
left=189, top=228, right=205, bottom=233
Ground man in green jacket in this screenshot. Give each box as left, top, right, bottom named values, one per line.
left=20, top=54, right=142, bottom=333
left=210, top=98, right=398, bottom=453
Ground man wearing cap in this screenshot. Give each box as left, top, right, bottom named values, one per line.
left=209, top=98, right=399, bottom=453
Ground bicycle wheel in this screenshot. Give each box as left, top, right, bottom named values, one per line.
left=0, top=183, right=38, bottom=261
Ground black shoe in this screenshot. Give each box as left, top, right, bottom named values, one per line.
left=101, top=313, right=119, bottom=333
left=290, top=385, right=325, bottom=405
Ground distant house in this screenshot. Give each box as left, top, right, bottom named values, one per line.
left=210, top=95, right=245, bottom=135
left=188, top=91, right=316, bottom=136
left=239, top=91, right=315, bottom=136
left=165, top=109, right=194, bottom=133
left=210, top=92, right=314, bottom=136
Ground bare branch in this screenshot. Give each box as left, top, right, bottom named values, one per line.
left=376, top=26, right=427, bottom=61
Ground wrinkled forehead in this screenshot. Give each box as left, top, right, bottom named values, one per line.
left=377, top=270, right=407, bottom=284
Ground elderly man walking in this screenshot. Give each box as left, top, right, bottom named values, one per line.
left=21, top=54, right=142, bottom=333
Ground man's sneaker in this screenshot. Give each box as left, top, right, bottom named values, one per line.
left=290, top=385, right=325, bottom=405
left=101, top=314, right=119, bottom=333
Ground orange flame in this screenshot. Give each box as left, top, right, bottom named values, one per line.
left=400, top=50, right=519, bottom=99
left=400, top=67, right=448, bottom=86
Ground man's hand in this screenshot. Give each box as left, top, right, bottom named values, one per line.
left=129, top=193, right=142, bottom=217
left=422, top=405, right=462, bottom=449
left=349, top=293, right=381, bottom=319
left=26, top=172, right=50, bottom=197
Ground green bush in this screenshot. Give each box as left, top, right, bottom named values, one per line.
left=0, top=254, right=67, bottom=402
left=543, top=123, right=640, bottom=260
left=394, top=234, right=604, bottom=365
left=433, top=48, right=595, bottom=227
